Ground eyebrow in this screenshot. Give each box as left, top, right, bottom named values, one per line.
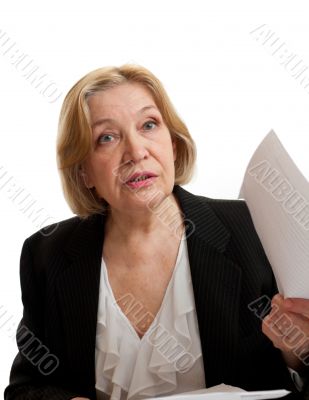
left=91, top=105, right=159, bottom=129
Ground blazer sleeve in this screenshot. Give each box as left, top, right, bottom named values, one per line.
left=4, top=238, right=81, bottom=400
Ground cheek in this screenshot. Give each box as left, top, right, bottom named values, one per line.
left=92, top=159, right=122, bottom=186
left=88, top=153, right=110, bottom=173
left=164, top=144, right=176, bottom=164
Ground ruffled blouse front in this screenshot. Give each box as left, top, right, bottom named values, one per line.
left=95, top=232, right=206, bottom=400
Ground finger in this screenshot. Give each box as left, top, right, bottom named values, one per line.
left=262, top=313, right=308, bottom=355
left=262, top=315, right=285, bottom=349
left=263, top=308, right=298, bottom=339
left=282, top=311, right=309, bottom=337
left=271, top=293, right=284, bottom=307
left=268, top=302, right=281, bottom=319
left=283, top=298, right=309, bottom=318
left=263, top=313, right=289, bottom=339
left=280, top=324, right=309, bottom=354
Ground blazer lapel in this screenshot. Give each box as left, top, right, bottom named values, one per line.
left=173, top=185, right=242, bottom=386
left=56, top=213, right=106, bottom=393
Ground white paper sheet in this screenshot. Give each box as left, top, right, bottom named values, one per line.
left=239, top=130, right=309, bottom=298
left=145, top=384, right=289, bottom=400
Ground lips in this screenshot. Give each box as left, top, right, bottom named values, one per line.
left=125, top=171, right=157, bottom=183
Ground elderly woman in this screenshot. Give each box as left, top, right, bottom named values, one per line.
left=4, top=64, right=309, bottom=400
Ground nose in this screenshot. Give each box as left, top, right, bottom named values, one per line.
left=122, top=131, right=150, bottom=164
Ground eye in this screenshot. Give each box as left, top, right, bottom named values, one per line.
left=97, top=134, right=115, bottom=144
left=143, top=120, right=157, bottom=131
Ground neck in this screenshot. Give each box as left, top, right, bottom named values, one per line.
left=105, top=193, right=184, bottom=243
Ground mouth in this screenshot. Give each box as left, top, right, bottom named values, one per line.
left=124, top=172, right=158, bottom=189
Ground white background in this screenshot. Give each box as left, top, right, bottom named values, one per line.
left=0, top=0, right=308, bottom=394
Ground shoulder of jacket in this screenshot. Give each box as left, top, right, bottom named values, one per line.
left=196, top=194, right=249, bottom=211
left=194, top=193, right=254, bottom=228
left=195, top=193, right=243, bottom=204
left=175, top=185, right=251, bottom=224
left=24, top=215, right=85, bottom=252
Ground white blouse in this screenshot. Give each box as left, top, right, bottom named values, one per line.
left=95, top=232, right=206, bottom=400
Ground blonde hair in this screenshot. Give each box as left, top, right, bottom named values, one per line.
left=56, top=64, right=197, bottom=218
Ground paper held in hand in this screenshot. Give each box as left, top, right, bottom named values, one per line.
left=239, top=130, right=309, bottom=298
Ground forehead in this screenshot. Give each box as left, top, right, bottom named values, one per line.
left=87, top=82, right=157, bottom=119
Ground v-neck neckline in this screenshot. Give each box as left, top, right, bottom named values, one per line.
left=101, top=232, right=185, bottom=343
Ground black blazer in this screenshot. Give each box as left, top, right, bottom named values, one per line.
left=4, top=185, right=307, bottom=400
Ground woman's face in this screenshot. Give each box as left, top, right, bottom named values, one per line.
left=82, top=82, right=177, bottom=213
